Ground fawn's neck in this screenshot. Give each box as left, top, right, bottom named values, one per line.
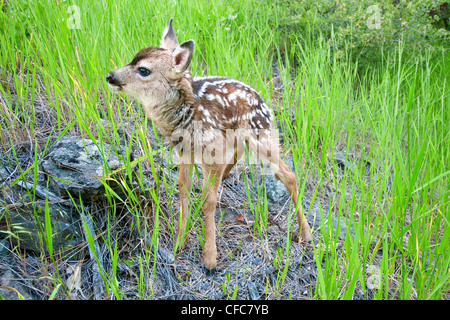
left=143, top=75, right=196, bottom=138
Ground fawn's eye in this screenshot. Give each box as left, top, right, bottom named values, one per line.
left=138, top=67, right=151, bottom=77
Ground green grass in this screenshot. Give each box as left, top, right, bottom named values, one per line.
left=0, top=0, right=449, bottom=300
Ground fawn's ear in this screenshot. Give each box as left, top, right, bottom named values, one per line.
left=161, top=18, right=178, bottom=50
left=172, top=40, right=195, bottom=74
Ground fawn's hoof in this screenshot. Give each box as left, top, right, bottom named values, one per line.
left=203, top=243, right=217, bottom=271
left=298, top=229, right=313, bottom=246
left=203, top=248, right=217, bottom=271
left=203, top=266, right=216, bottom=275
left=203, top=258, right=217, bottom=271
left=299, top=238, right=313, bottom=248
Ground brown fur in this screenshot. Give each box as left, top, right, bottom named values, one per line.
left=107, top=19, right=312, bottom=270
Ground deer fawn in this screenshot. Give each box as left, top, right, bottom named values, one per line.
left=107, top=19, right=312, bottom=270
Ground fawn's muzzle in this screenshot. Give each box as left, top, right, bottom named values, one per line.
left=106, top=72, right=123, bottom=87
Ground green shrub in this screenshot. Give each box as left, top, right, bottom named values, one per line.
left=276, top=0, right=450, bottom=66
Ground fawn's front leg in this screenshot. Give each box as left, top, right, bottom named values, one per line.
left=201, top=163, right=224, bottom=270
left=177, top=162, right=192, bottom=249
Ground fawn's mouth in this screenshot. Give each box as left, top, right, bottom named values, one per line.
left=106, top=73, right=125, bottom=91
left=107, top=82, right=124, bottom=91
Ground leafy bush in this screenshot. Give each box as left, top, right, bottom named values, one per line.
left=276, top=0, right=450, bottom=66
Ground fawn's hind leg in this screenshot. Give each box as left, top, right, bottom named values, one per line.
left=273, top=158, right=312, bottom=242
left=253, top=138, right=312, bottom=242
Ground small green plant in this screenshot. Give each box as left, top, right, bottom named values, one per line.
left=222, top=272, right=238, bottom=300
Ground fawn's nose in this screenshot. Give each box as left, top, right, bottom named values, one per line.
left=106, top=73, right=114, bottom=83
left=106, top=72, right=122, bottom=87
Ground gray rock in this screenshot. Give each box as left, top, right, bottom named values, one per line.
left=0, top=269, right=36, bottom=300
left=0, top=134, right=144, bottom=257
left=247, top=281, right=260, bottom=300
left=0, top=167, right=8, bottom=184
left=41, top=136, right=131, bottom=201
left=307, top=204, right=355, bottom=241
left=0, top=239, right=9, bottom=256
left=158, top=246, right=175, bottom=265
left=334, top=152, right=355, bottom=172
left=333, top=146, right=371, bottom=173
left=1, top=170, right=84, bottom=257
left=264, top=174, right=290, bottom=202
left=257, top=158, right=296, bottom=203
left=4, top=196, right=84, bottom=257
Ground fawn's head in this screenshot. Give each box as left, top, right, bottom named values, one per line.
left=106, top=19, right=194, bottom=110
